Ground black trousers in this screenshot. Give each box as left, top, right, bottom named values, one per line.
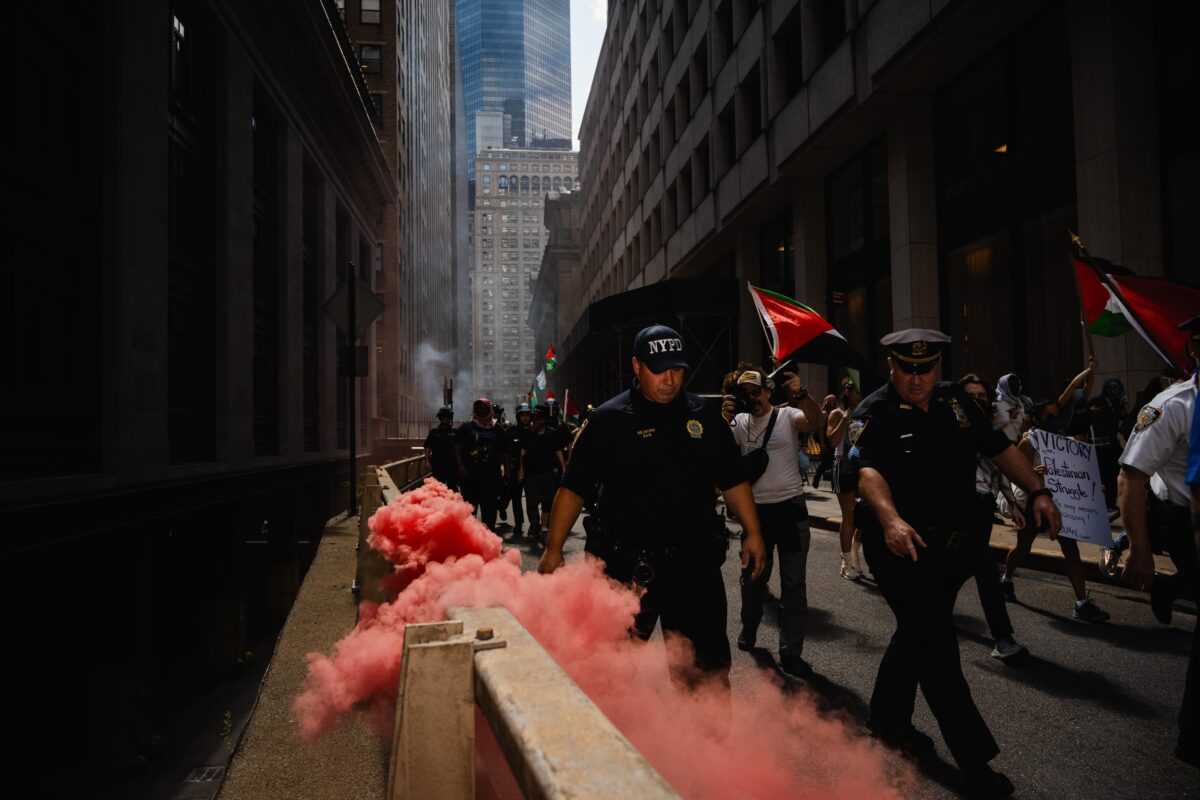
left=463, top=473, right=503, bottom=530
left=1148, top=497, right=1199, bottom=605
left=605, top=552, right=732, bottom=675
left=503, top=475, right=525, bottom=528
left=863, top=525, right=1000, bottom=768
left=967, top=493, right=1013, bottom=641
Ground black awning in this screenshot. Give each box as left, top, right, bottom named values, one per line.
left=558, top=276, right=741, bottom=400
left=562, top=276, right=739, bottom=358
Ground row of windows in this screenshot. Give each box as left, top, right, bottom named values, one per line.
left=481, top=162, right=574, bottom=173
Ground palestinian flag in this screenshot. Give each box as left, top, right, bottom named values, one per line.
left=544, top=345, right=557, bottom=372
left=1074, top=257, right=1200, bottom=373
left=748, top=284, right=866, bottom=368
left=1073, top=258, right=1132, bottom=336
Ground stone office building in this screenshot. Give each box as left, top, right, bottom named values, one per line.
left=1, top=0, right=393, bottom=790
left=470, top=146, right=578, bottom=405
left=561, top=0, right=1196, bottom=403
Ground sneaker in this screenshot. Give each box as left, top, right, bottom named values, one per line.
left=961, top=764, right=1015, bottom=799
left=839, top=556, right=862, bottom=581
left=999, top=577, right=1017, bottom=603
left=736, top=629, right=756, bottom=651
left=990, top=636, right=1028, bottom=661
left=1099, top=531, right=1129, bottom=576
left=1150, top=577, right=1173, bottom=625
left=1073, top=599, right=1110, bottom=623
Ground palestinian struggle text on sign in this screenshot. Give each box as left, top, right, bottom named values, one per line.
left=1027, top=428, right=1113, bottom=547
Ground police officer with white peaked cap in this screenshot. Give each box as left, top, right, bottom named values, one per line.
left=1118, top=315, right=1200, bottom=767
left=538, top=324, right=767, bottom=681
left=845, top=328, right=1059, bottom=799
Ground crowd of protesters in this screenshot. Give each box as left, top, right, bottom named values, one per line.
left=421, top=326, right=1198, bottom=794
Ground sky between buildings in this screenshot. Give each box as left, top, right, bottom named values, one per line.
left=570, top=0, right=605, bottom=147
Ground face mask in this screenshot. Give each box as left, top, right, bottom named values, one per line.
left=1041, top=417, right=1062, bottom=433
left=1071, top=388, right=1084, bottom=402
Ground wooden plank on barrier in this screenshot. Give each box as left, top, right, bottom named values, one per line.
left=388, top=621, right=474, bottom=800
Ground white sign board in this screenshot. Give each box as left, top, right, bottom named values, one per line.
left=1027, top=428, right=1113, bottom=547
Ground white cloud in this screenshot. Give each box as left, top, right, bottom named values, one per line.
left=590, top=0, right=606, bottom=22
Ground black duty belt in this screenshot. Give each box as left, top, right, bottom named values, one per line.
left=920, top=526, right=965, bottom=551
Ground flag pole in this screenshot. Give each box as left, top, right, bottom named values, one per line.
left=1066, top=229, right=1097, bottom=360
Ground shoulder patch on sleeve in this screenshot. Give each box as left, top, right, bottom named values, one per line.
left=1133, top=405, right=1162, bottom=434
left=848, top=418, right=868, bottom=446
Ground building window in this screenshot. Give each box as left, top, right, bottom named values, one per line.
left=360, top=44, right=381, bottom=74
left=826, top=140, right=890, bottom=384
left=361, top=0, right=381, bottom=24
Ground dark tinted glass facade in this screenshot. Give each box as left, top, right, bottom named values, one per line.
left=456, top=0, right=571, bottom=179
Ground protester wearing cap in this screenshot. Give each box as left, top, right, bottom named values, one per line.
left=454, top=397, right=510, bottom=531
left=719, top=364, right=825, bottom=679
left=520, top=404, right=567, bottom=546
left=845, top=328, right=1058, bottom=799
left=424, top=406, right=459, bottom=491
left=539, top=324, right=767, bottom=682
left=1119, top=315, right=1200, bottom=768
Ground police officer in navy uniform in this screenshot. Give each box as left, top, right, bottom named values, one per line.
left=423, top=406, right=459, bottom=490
left=538, top=325, right=767, bottom=680
left=846, top=329, right=1058, bottom=799
left=1119, top=316, right=1200, bottom=768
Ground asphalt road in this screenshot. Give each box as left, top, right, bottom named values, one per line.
left=504, top=492, right=1199, bottom=800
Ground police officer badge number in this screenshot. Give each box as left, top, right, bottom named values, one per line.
left=686, top=419, right=704, bottom=438
left=1133, top=405, right=1162, bottom=434
left=847, top=419, right=867, bottom=446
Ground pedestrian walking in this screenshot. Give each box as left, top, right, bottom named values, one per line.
left=423, top=406, right=459, bottom=491
left=1117, top=317, right=1200, bottom=769
left=539, top=325, right=766, bottom=682
left=721, top=365, right=825, bottom=678
left=847, top=328, right=1059, bottom=799
left=455, top=397, right=509, bottom=531
left=811, top=394, right=838, bottom=489
left=503, top=403, right=533, bottom=537
left=827, top=378, right=864, bottom=579
left=520, top=403, right=566, bottom=546
left=999, top=399, right=1111, bottom=622
left=957, top=374, right=1029, bottom=661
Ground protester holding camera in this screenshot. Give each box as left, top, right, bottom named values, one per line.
left=538, top=325, right=766, bottom=681
left=847, top=328, right=1058, bottom=800
left=720, top=365, right=825, bottom=679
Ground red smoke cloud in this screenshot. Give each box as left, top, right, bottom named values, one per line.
left=296, top=479, right=911, bottom=798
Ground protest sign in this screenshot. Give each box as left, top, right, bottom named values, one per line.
left=1027, top=428, right=1113, bottom=547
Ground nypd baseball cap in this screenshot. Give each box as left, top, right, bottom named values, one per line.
left=633, top=325, right=689, bottom=373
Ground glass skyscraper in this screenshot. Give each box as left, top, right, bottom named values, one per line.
left=456, top=0, right=571, bottom=179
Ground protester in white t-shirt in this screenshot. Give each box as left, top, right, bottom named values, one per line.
left=721, top=365, right=825, bottom=679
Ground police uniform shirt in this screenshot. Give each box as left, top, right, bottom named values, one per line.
left=1189, top=372, right=1200, bottom=487
left=560, top=387, right=743, bottom=548
left=1119, top=376, right=1196, bottom=507
left=423, top=426, right=458, bottom=475
left=846, top=381, right=1010, bottom=530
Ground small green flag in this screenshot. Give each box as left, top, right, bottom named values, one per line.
left=544, top=345, right=557, bottom=372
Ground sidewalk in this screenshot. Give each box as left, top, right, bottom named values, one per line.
left=798, top=483, right=1177, bottom=583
